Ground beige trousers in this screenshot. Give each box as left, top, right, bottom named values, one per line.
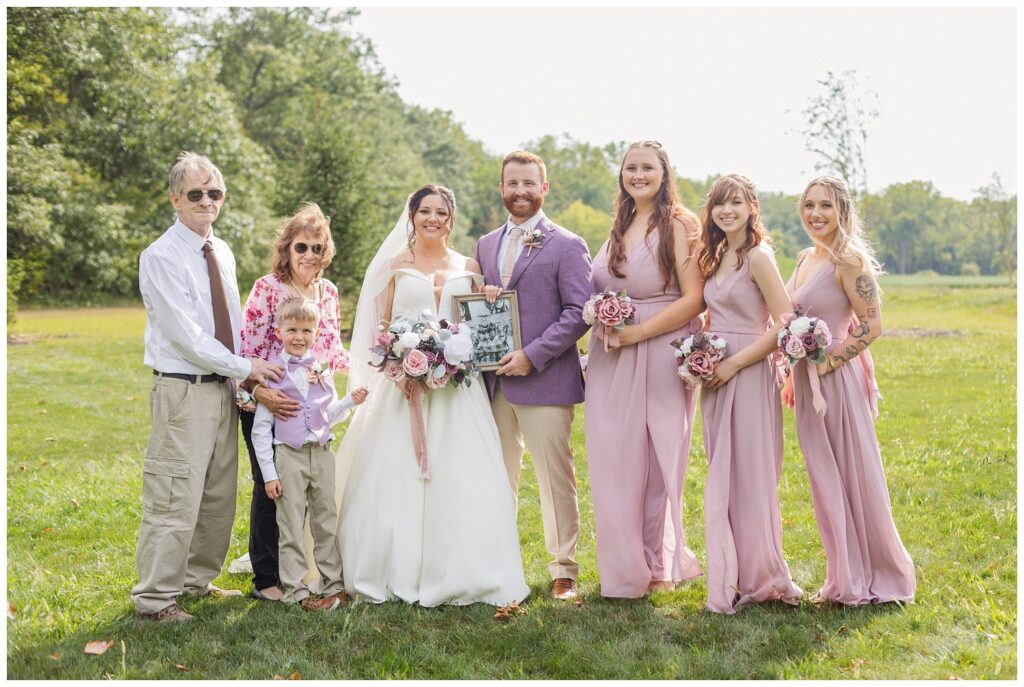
left=132, top=376, right=238, bottom=614
left=275, top=442, right=344, bottom=603
left=491, top=381, right=580, bottom=580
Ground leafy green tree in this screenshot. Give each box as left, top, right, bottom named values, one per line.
left=552, top=200, right=612, bottom=256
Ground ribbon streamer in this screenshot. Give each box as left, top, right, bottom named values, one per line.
left=806, top=360, right=827, bottom=417
left=400, top=379, right=430, bottom=480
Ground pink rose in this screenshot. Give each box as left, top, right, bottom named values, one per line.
left=785, top=335, right=806, bottom=359
left=425, top=368, right=451, bottom=389
left=814, top=320, right=832, bottom=347
left=402, top=349, right=430, bottom=377
left=596, top=296, right=625, bottom=326
left=687, top=349, right=715, bottom=378
left=799, top=332, right=818, bottom=351
left=377, top=332, right=392, bottom=346
left=383, top=357, right=406, bottom=382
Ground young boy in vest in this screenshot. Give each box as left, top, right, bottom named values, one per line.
left=251, top=298, right=368, bottom=610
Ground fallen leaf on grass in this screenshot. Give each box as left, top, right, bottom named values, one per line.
left=42, top=527, right=52, bottom=535
left=289, top=671, right=301, bottom=680
left=49, top=652, right=60, bottom=661
left=37, top=399, right=47, bottom=405
left=837, top=625, right=847, bottom=634
left=574, top=598, right=584, bottom=607
left=44, top=437, right=57, bottom=443
left=18, top=465, right=28, bottom=472
left=38, top=409, right=48, bottom=414
left=70, top=499, right=80, bottom=508
left=8, top=602, right=16, bottom=618
left=83, top=640, right=114, bottom=655
left=988, top=562, right=998, bottom=572
left=493, top=602, right=527, bottom=622
left=174, top=664, right=188, bottom=671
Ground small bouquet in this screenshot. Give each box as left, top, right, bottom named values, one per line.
left=306, top=360, right=331, bottom=390
left=583, top=289, right=637, bottom=351
left=234, top=383, right=257, bottom=412
left=369, top=310, right=479, bottom=391
left=522, top=227, right=545, bottom=256
left=776, top=308, right=833, bottom=366
left=670, top=331, right=727, bottom=388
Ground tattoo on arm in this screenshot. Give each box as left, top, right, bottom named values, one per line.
left=855, top=275, right=877, bottom=305
left=851, top=321, right=870, bottom=338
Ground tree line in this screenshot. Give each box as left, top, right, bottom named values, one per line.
left=7, top=7, right=1016, bottom=319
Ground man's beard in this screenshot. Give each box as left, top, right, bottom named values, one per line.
left=503, top=192, right=543, bottom=219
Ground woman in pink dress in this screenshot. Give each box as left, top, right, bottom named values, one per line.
left=585, top=141, right=706, bottom=598
left=700, top=174, right=803, bottom=614
left=782, top=176, right=915, bottom=605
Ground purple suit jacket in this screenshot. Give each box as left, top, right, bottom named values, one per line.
left=474, top=216, right=593, bottom=405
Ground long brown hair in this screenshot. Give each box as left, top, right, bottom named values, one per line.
left=697, top=174, right=770, bottom=279
left=608, top=141, right=698, bottom=290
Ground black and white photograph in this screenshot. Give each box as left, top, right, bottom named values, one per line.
left=453, top=292, right=522, bottom=371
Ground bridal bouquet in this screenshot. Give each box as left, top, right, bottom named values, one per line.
left=776, top=308, right=833, bottom=366
left=670, top=331, right=727, bottom=388
left=369, top=311, right=479, bottom=390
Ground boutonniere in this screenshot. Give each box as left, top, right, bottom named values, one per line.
left=522, top=228, right=545, bottom=257
left=307, top=360, right=330, bottom=390
left=234, top=385, right=257, bottom=413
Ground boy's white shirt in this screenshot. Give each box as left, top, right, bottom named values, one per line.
left=251, top=350, right=356, bottom=482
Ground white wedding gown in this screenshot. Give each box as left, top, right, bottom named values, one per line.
left=336, top=269, right=530, bottom=606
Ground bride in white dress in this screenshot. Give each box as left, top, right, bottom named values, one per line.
left=335, top=185, right=529, bottom=607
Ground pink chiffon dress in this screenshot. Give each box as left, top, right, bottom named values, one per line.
left=584, top=232, right=703, bottom=598
left=787, top=256, right=915, bottom=605
left=701, top=249, right=803, bottom=614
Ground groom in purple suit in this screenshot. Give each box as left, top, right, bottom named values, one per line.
left=475, top=151, right=593, bottom=600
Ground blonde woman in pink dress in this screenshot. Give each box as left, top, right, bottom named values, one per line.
left=585, top=141, right=705, bottom=598
left=700, top=175, right=803, bottom=614
left=782, top=176, right=915, bottom=605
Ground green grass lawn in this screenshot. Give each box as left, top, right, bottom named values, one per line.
left=6, top=285, right=1016, bottom=679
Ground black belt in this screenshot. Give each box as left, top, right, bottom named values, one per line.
left=153, top=370, right=228, bottom=384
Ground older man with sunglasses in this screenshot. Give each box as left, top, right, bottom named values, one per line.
left=131, top=151, right=283, bottom=623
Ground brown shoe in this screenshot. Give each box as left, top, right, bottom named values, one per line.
left=136, top=603, right=194, bottom=623
left=300, top=595, right=341, bottom=612
left=323, top=591, right=353, bottom=608
left=551, top=578, right=578, bottom=600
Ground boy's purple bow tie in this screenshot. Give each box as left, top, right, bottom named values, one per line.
left=288, top=356, right=313, bottom=371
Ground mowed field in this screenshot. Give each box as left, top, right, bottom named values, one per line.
left=6, top=281, right=1016, bottom=679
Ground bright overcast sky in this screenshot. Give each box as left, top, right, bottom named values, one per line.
left=349, top=6, right=1016, bottom=200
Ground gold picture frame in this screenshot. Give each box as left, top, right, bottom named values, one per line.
left=452, top=291, right=523, bottom=371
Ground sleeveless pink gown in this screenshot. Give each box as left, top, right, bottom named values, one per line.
left=585, top=232, right=703, bottom=598
left=787, top=258, right=915, bottom=604
left=701, top=254, right=802, bottom=614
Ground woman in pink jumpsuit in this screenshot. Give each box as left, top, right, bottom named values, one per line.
left=699, top=175, right=803, bottom=614
left=585, top=141, right=705, bottom=598
left=783, top=176, right=915, bottom=605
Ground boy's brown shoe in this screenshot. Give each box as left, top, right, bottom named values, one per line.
left=300, top=595, right=341, bottom=612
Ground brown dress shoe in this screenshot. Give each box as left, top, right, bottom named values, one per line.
left=300, top=595, right=341, bottom=612
left=551, top=578, right=578, bottom=600
left=136, top=602, right=194, bottom=623
left=322, top=591, right=353, bottom=608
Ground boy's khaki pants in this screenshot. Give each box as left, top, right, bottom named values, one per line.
left=275, top=442, right=344, bottom=603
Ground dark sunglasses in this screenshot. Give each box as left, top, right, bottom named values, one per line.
left=184, top=189, right=224, bottom=202
left=292, top=242, right=325, bottom=256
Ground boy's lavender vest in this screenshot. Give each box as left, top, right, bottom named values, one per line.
left=269, top=357, right=335, bottom=449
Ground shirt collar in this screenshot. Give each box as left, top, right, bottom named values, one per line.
left=172, top=217, right=213, bottom=254
left=505, top=210, right=545, bottom=235
left=280, top=351, right=314, bottom=365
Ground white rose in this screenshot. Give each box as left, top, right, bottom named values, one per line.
left=399, top=331, right=421, bottom=351
left=369, top=350, right=385, bottom=366
left=712, top=337, right=727, bottom=350
left=789, top=317, right=812, bottom=335
left=680, top=336, right=693, bottom=355
left=582, top=300, right=598, bottom=325
left=443, top=330, right=474, bottom=365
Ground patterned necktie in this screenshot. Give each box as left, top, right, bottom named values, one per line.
left=500, top=226, right=525, bottom=287
left=202, top=241, right=235, bottom=354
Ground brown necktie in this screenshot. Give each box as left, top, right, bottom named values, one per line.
left=500, top=226, right=525, bottom=287
left=203, top=240, right=235, bottom=353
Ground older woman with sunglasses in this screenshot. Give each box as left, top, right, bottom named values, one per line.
left=238, top=202, right=349, bottom=602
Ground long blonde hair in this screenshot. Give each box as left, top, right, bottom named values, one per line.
left=800, top=176, right=883, bottom=279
